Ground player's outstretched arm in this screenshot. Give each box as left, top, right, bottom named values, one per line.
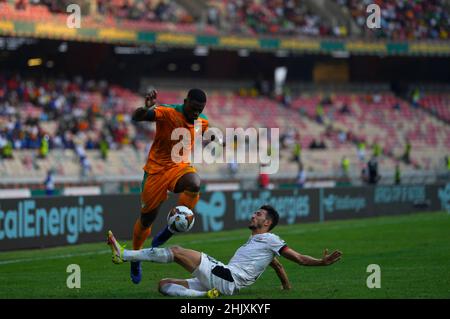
left=281, top=247, right=342, bottom=266
left=270, top=257, right=291, bottom=290
left=132, top=90, right=157, bottom=122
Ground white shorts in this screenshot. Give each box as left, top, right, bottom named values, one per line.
left=188, top=253, right=238, bottom=296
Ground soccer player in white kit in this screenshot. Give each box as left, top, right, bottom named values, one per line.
left=107, top=205, right=342, bottom=298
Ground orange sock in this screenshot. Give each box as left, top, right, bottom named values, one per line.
left=132, top=219, right=152, bottom=250
left=177, top=190, right=200, bottom=210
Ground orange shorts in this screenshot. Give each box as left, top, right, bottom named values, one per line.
left=140, top=165, right=197, bottom=214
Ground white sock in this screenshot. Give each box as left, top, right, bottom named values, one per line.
left=160, top=283, right=206, bottom=297
left=123, top=247, right=174, bottom=263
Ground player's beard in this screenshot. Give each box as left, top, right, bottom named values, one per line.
left=248, top=220, right=262, bottom=230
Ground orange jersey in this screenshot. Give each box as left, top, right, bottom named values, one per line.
left=143, top=103, right=209, bottom=174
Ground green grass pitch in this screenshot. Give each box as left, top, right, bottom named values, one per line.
left=1, top=211, right=449, bottom=299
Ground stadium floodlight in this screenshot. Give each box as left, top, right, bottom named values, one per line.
left=238, top=49, right=249, bottom=57
left=114, top=46, right=153, bottom=55
left=0, top=37, right=35, bottom=50
left=274, top=66, right=288, bottom=95
left=194, top=46, right=208, bottom=56
left=58, top=42, right=68, bottom=53
left=27, top=58, right=42, bottom=67
left=275, top=50, right=289, bottom=58
left=114, top=46, right=138, bottom=55
left=138, top=46, right=153, bottom=55
left=331, top=50, right=350, bottom=58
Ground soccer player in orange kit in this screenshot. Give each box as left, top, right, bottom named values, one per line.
left=130, top=88, right=209, bottom=284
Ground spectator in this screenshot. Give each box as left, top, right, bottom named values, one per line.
left=44, top=169, right=55, bottom=196
left=318, top=139, right=327, bottom=149
left=341, top=156, right=350, bottom=177
left=373, top=93, right=382, bottom=104
left=75, top=143, right=91, bottom=178
left=357, top=141, right=366, bottom=162
left=309, top=139, right=319, bottom=150
left=321, top=95, right=332, bottom=105
left=99, top=138, right=109, bottom=161
left=361, top=166, right=368, bottom=184
left=292, top=141, right=301, bottom=163
left=38, top=135, right=49, bottom=159
left=1, top=139, right=13, bottom=159
left=367, top=156, right=381, bottom=185
left=411, top=88, right=421, bottom=108
left=338, top=130, right=347, bottom=144
left=281, top=87, right=292, bottom=108
left=402, top=141, right=411, bottom=164
left=80, top=154, right=91, bottom=178
left=339, top=103, right=351, bottom=115
left=395, top=164, right=401, bottom=185
left=297, top=162, right=307, bottom=188
left=325, top=125, right=333, bottom=138
left=207, top=6, right=220, bottom=28
left=0, top=133, right=7, bottom=154
left=85, top=137, right=95, bottom=150
left=372, top=142, right=382, bottom=157
left=281, top=128, right=295, bottom=148
left=315, top=104, right=324, bottom=124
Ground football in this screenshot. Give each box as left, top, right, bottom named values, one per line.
left=167, top=206, right=195, bottom=233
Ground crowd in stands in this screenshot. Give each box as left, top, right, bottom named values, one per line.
left=95, top=0, right=193, bottom=24
left=1, top=72, right=449, bottom=181
left=5, top=0, right=448, bottom=40
left=0, top=0, right=209, bottom=34
left=9, top=0, right=193, bottom=24
left=0, top=74, right=150, bottom=161
left=290, top=90, right=450, bottom=173
left=336, top=0, right=449, bottom=40
left=206, top=0, right=341, bottom=37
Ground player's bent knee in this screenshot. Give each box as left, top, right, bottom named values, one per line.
left=186, top=175, right=201, bottom=193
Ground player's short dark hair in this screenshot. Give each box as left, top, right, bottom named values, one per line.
left=260, top=205, right=279, bottom=231
left=187, top=88, right=207, bottom=103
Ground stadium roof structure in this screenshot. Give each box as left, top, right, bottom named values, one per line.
left=0, top=17, right=449, bottom=57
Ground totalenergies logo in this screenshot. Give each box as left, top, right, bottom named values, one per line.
left=0, top=197, right=103, bottom=244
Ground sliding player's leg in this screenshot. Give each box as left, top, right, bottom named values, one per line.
left=107, top=232, right=220, bottom=298
left=151, top=167, right=200, bottom=248
left=111, top=232, right=200, bottom=269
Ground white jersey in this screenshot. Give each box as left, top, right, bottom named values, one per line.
left=226, top=232, right=287, bottom=289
